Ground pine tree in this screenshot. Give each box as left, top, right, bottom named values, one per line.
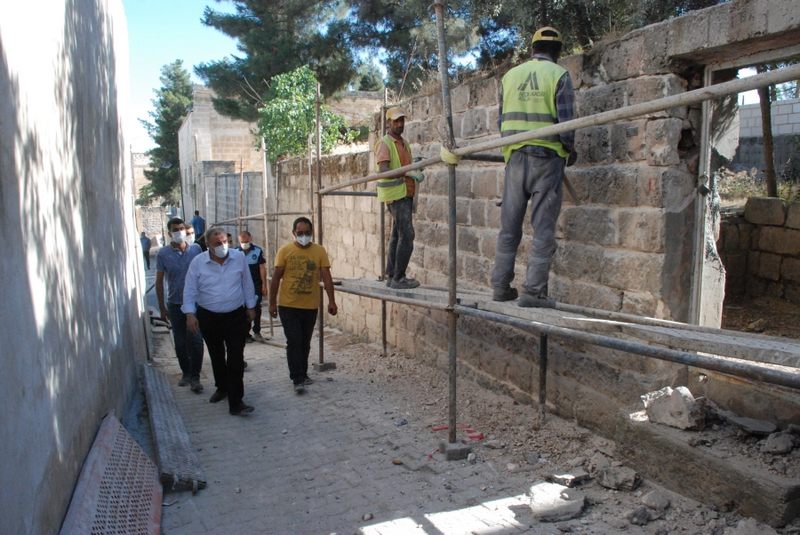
left=138, top=60, right=193, bottom=206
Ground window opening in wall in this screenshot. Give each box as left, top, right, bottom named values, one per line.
left=704, top=51, right=800, bottom=338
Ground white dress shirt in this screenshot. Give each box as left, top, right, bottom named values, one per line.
left=182, top=248, right=257, bottom=314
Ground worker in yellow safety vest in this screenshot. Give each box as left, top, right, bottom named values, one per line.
left=491, top=26, right=577, bottom=308
left=375, top=107, right=423, bottom=290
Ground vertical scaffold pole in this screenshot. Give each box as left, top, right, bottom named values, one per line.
left=433, top=0, right=460, bottom=447
left=261, top=138, right=274, bottom=338
left=539, top=334, right=548, bottom=424
left=380, top=88, right=388, bottom=357
left=316, top=82, right=325, bottom=365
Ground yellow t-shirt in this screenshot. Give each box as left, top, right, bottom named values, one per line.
left=275, top=242, right=331, bottom=309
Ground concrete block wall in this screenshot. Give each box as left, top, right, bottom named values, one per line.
left=719, top=198, right=800, bottom=302
left=0, top=2, right=148, bottom=533
left=740, top=99, right=800, bottom=138
left=272, top=0, right=800, bottom=433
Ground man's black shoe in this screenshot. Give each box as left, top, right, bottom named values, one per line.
left=492, top=287, right=518, bottom=302
left=209, top=389, right=227, bottom=403
left=245, top=334, right=254, bottom=344
left=518, top=292, right=555, bottom=308
left=243, top=360, right=248, bottom=369
left=229, top=402, right=254, bottom=416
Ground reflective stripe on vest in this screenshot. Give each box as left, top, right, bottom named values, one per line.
left=500, top=59, right=569, bottom=162
left=375, top=134, right=410, bottom=202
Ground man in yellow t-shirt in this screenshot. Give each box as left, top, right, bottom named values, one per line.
left=269, top=217, right=338, bottom=394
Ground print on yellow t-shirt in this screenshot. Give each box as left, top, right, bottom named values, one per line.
left=275, top=243, right=331, bottom=310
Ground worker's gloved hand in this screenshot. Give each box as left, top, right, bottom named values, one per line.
left=408, top=170, right=425, bottom=182
left=440, top=145, right=461, bottom=165
left=566, top=151, right=578, bottom=167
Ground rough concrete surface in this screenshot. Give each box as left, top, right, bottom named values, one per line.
left=146, top=326, right=800, bottom=534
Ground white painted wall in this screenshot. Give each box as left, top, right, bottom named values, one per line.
left=0, top=2, right=148, bottom=533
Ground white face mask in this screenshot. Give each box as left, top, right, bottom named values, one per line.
left=212, top=243, right=229, bottom=258
left=241, top=242, right=251, bottom=250
left=296, top=235, right=312, bottom=247
left=171, top=230, right=186, bottom=244
left=185, top=233, right=196, bottom=245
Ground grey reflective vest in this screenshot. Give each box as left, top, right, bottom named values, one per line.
left=500, top=59, right=569, bottom=162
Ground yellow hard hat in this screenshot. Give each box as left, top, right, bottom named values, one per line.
left=532, top=26, right=562, bottom=45
left=386, top=107, right=407, bottom=121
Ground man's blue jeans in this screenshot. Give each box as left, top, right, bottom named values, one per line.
left=167, top=302, right=204, bottom=380
left=386, top=196, right=415, bottom=281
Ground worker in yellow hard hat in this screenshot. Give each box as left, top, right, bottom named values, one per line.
left=491, top=26, right=577, bottom=308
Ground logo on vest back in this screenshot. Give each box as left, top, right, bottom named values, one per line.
left=517, top=72, right=545, bottom=101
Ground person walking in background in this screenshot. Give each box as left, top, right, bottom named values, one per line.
left=140, top=231, right=152, bottom=270
left=191, top=210, right=206, bottom=237
left=155, top=218, right=205, bottom=392
left=237, top=230, right=268, bottom=342
left=184, top=228, right=257, bottom=416
left=375, top=106, right=423, bottom=290
left=491, top=26, right=577, bottom=308
left=269, top=217, right=337, bottom=394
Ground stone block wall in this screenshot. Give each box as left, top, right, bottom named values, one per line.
left=274, top=0, right=800, bottom=432
left=719, top=197, right=800, bottom=302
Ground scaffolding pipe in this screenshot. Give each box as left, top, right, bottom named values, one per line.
left=433, top=0, right=460, bottom=446
left=454, top=305, right=800, bottom=391
left=316, top=82, right=325, bottom=365
left=539, top=335, right=548, bottom=423
left=214, top=211, right=311, bottom=225
left=261, top=138, right=274, bottom=337
left=319, top=63, right=800, bottom=195
left=381, top=88, right=388, bottom=357
left=324, top=191, right=377, bottom=197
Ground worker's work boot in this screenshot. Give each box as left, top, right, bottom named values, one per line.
left=390, top=277, right=420, bottom=290
left=518, top=292, right=555, bottom=308
left=492, top=287, right=518, bottom=302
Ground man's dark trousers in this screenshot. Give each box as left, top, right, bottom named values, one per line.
left=196, top=306, right=248, bottom=410
left=278, top=306, right=318, bottom=384
left=167, top=303, right=204, bottom=380
left=386, top=196, right=414, bottom=280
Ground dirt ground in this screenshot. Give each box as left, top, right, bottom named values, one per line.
left=722, top=295, right=800, bottom=340
left=324, top=323, right=800, bottom=534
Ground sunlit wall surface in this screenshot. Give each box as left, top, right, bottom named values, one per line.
left=0, top=1, right=148, bottom=533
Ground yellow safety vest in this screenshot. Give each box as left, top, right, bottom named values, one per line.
left=500, top=59, right=569, bottom=162
left=375, top=134, right=411, bottom=203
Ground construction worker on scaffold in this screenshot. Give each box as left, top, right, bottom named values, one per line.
left=491, top=26, right=577, bottom=308
left=376, top=106, right=424, bottom=290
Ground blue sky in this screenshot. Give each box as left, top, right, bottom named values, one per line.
left=123, top=0, right=240, bottom=152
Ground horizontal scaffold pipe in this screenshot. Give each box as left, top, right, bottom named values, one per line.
left=214, top=211, right=311, bottom=225
left=454, top=304, right=800, bottom=391
left=319, top=63, right=800, bottom=195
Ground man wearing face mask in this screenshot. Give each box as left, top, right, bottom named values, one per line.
left=183, top=227, right=258, bottom=416
left=155, top=217, right=205, bottom=392
left=269, top=217, right=338, bottom=394
left=237, top=230, right=268, bottom=342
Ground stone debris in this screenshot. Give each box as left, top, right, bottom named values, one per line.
left=641, top=386, right=705, bottom=430
left=744, top=318, right=767, bottom=332
left=361, top=513, right=373, bottom=522
left=586, top=452, right=612, bottom=475
left=484, top=439, right=504, bottom=449
left=550, top=468, right=591, bottom=488
left=627, top=505, right=652, bottom=525
left=719, top=411, right=778, bottom=436
left=761, top=432, right=796, bottom=454
left=724, top=517, right=779, bottom=535
left=528, top=481, right=585, bottom=522
left=598, top=466, right=640, bottom=491
left=641, top=489, right=671, bottom=512
left=467, top=452, right=477, bottom=464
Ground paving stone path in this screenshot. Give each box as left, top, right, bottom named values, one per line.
left=154, top=327, right=570, bottom=535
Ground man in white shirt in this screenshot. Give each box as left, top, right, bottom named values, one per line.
left=183, top=228, right=257, bottom=416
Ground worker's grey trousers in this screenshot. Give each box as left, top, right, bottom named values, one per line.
left=491, top=151, right=564, bottom=297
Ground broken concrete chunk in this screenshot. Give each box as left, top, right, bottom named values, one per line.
left=598, top=466, right=640, bottom=491
left=627, top=505, right=652, bottom=526
left=724, top=517, right=779, bottom=535
left=528, top=481, right=585, bottom=522
left=719, top=411, right=778, bottom=436
left=642, top=490, right=671, bottom=512
left=586, top=452, right=611, bottom=475
left=550, top=468, right=591, bottom=488
left=641, top=386, right=705, bottom=430
left=761, top=432, right=796, bottom=454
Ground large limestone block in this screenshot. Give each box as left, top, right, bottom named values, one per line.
left=646, top=118, right=682, bottom=166
left=559, top=54, right=583, bottom=89
left=575, top=126, right=611, bottom=164
left=460, top=107, right=490, bottom=139
left=744, top=197, right=786, bottom=226
left=757, top=252, right=782, bottom=281
left=758, top=226, right=800, bottom=256
left=450, top=83, right=470, bottom=113
left=782, top=257, right=800, bottom=283
left=569, top=165, right=652, bottom=207
left=621, top=290, right=660, bottom=317
left=600, top=250, right=663, bottom=292
left=561, top=205, right=617, bottom=246
left=553, top=241, right=606, bottom=282
left=610, top=120, right=647, bottom=162
left=785, top=202, right=800, bottom=229
left=617, top=208, right=665, bottom=253
left=471, top=76, right=499, bottom=107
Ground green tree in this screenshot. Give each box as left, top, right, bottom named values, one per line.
left=139, top=60, right=193, bottom=206
left=196, top=0, right=356, bottom=121
left=257, top=65, right=356, bottom=163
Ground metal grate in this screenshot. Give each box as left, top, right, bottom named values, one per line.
left=60, top=414, right=161, bottom=534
